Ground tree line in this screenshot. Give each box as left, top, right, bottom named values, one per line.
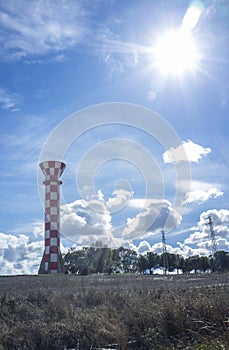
left=63, top=247, right=229, bottom=275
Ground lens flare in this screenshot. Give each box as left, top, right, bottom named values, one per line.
left=182, top=1, right=204, bottom=31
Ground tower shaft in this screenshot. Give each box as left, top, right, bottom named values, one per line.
left=39, top=161, right=66, bottom=274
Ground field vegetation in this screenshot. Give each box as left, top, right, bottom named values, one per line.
left=0, top=273, right=229, bottom=350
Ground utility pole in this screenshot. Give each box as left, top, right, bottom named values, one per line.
left=162, top=230, right=169, bottom=275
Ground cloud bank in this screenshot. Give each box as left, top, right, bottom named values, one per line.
left=1, top=208, right=229, bottom=275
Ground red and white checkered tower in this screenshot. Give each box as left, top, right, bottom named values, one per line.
left=39, top=161, right=66, bottom=274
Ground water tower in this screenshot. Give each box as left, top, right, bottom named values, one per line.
left=39, top=161, right=66, bottom=274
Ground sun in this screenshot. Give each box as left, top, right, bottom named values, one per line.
left=154, top=29, right=200, bottom=76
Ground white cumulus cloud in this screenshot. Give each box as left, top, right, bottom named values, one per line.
left=136, top=240, right=152, bottom=255
left=122, top=199, right=182, bottom=240
left=106, top=188, right=133, bottom=212
left=0, top=232, right=43, bottom=275
left=175, top=209, right=229, bottom=257
left=163, top=140, right=211, bottom=164
left=60, top=198, right=114, bottom=246
left=199, top=209, right=229, bottom=233
left=185, top=187, right=223, bottom=204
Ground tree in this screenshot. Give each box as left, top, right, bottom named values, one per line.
left=64, top=248, right=89, bottom=274
left=147, top=252, right=160, bottom=273
left=94, top=247, right=111, bottom=273
left=214, top=251, right=229, bottom=272
left=173, top=254, right=184, bottom=274
left=64, top=246, right=229, bottom=276
left=137, top=255, right=148, bottom=274
left=199, top=256, right=211, bottom=273
left=116, top=247, right=138, bottom=273
left=183, top=255, right=201, bottom=274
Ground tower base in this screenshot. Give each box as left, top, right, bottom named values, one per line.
left=38, top=251, right=66, bottom=274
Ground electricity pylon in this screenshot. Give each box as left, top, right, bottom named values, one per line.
left=162, top=230, right=169, bottom=275
left=205, top=215, right=219, bottom=272
left=205, top=215, right=217, bottom=257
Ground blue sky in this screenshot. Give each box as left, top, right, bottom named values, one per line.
left=0, top=0, right=229, bottom=275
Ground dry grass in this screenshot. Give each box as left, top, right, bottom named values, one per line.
left=0, top=274, right=229, bottom=349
